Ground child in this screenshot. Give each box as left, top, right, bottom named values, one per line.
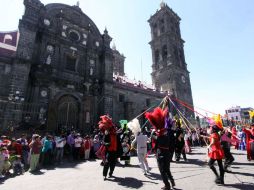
left=83, top=136, right=91, bottom=160
left=0, top=147, right=11, bottom=177
left=13, top=155, right=24, bottom=175
left=0, top=148, right=5, bottom=178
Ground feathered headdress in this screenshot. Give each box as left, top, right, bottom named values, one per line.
left=119, top=120, right=128, bottom=132
left=98, top=115, right=114, bottom=132
left=164, top=109, right=174, bottom=130
left=127, top=118, right=141, bottom=136
left=212, top=114, right=223, bottom=130
left=145, top=107, right=167, bottom=135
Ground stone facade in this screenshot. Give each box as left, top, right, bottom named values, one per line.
left=148, top=2, right=194, bottom=118
left=0, top=0, right=193, bottom=133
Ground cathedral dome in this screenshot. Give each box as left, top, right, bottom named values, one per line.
left=43, top=3, right=102, bottom=39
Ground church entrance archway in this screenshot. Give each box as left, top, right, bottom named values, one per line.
left=57, top=95, right=80, bottom=132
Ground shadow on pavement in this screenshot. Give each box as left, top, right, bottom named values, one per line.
left=224, top=183, right=254, bottom=190
left=117, top=163, right=140, bottom=169
left=231, top=171, right=254, bottom=177
left=172, top=168, right=206, bottom=174
left=232, top=162, right=253, bottom=166
left=174, top=158, right=207, bottom=167
left=145, top=171, right=161, bottom=180
left=175, top=172, right=208, bottom=180
left=232, top=152, right=246, bottom=155
left=106, top=176, right=158, bottom=188
left=29, top=170, right=45, bottom=175
left=188, top=152, right=206, bottom=155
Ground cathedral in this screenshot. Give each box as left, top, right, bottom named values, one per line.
left=0, top=0, right=194, bottom=133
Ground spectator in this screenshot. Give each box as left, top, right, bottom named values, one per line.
left=29, top=134, right=42, bottom=172
left=12, top=155, right=24, bottom=175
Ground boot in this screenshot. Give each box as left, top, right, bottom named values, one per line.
left=219, top=174, right=224, bottom=185
left=210, top=165, right=219, bottom=183
left=170, top=179, right=175, bottom=187
left=215, top=177, right=221, bottom=184
left=161, top=185, right=171, bottom=190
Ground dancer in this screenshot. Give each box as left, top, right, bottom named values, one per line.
left=98, top=115, right=119, bottom=180
left=242, top=124, right=254, bottom=161
left=145, top=107, right=175, bottom=190
left=220, top=128, right=235, bottom=172
left=184, top=130, right=191, bottom=154
left=175, top=127, right=187, bottom=162
left=131, top=128, right=150, bottom=175
left=231, top=127, right=239, bottom=149
left=207, top=125, right=224, bottom=185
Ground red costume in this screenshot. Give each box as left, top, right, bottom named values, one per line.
left=242, top=127, right=254, bottom=161
left=231, top=127, right=239, bottom=149
left=208, top=133, right=224, bottom=160
left=208, top=125, right=225, bottom=185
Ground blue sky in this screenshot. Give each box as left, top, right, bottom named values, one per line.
left=0, top=0, right=253, bottom=116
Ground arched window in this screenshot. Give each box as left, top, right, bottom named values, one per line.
left=162, top=45, right=167, bottom=61
left=174, top=47, right=179, bottom=63
left=160, top=19, right=165, bottom=33
left=153, top=24, right=157, bottom=38
left=155, top=50, right=159, bottom=64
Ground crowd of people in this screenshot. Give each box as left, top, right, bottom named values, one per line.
left=0, top=131, right=105, bottom=178
left=0, top=99, right=254, bottom=190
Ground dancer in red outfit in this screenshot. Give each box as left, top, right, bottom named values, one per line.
left=231, top=127, right=239, bottom=149
left=242, top=124, right=254, bottom=161
left=208, top=125, right=225, bottom=185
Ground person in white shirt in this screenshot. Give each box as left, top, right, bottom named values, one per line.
left=74, top=134, right=83, bottom=160
left=55, top=135, right=66, bottom=164
left=131, top=131, right=150, bottom=175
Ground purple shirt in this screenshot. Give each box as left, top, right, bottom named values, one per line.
left=67, top=135, right=74, bottom=146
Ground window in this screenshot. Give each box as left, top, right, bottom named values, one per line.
left=160, top=19, right=165, bottom=33
left=174, top=47, right=179, bottom=62
left=162, top=45, right=167, bottom=61
left=155, top=50, right=159, bottom=64
left=69, top=30, right=80, bottom=41
left=235, top=116, right=238, bottom=120
left=85, top=112, right=90, bottom=123
left=119, top=94, right=125, bottom=102
left=153, top=24, right=157, bottom=38
left=66, top=56, right=76, bottom=71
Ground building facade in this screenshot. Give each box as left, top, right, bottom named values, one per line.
left=0, top=0, right=193, bottom=133
left=225, top=106, right=254, bottom=123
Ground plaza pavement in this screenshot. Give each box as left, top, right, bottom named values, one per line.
left=0, top=147, right=253, bottom=190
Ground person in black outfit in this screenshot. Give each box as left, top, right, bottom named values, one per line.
left=102, top=128, right=122, bottom=180
left=145, top=102, right=175, bottom=190
left=154, top=129, right=175, bottom=190
left=175, top=128, right=187, bottom=162
left=220, top=129, right=234, bottom=172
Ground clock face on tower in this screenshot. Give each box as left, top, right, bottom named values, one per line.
left=181, top=75, right=186, bottom=83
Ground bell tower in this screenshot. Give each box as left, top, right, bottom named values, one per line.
left=148, top=2, right=194, bottom=117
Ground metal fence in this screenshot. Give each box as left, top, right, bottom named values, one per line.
left=0, top=100, right=44, bottom=131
